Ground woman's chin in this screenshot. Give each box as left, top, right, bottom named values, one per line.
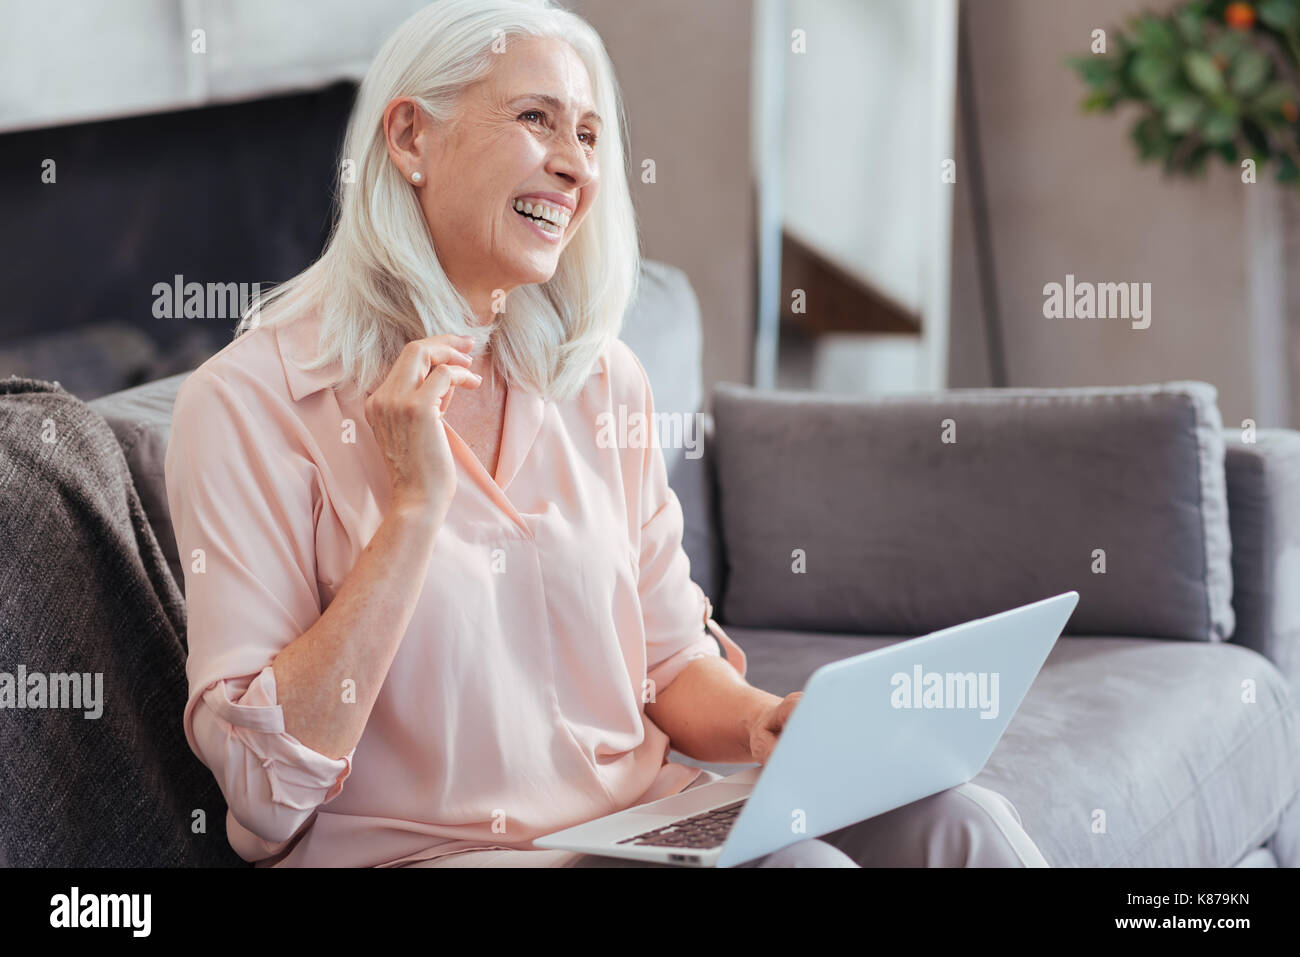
left=504, top=258, right=560, bottom=287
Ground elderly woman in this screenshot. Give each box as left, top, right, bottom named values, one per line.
left=164, top=0, right=1048, bottom=868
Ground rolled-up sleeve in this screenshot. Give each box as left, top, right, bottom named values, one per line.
left=164, top=368, right=353, bottom=858
left=624, top=350, right=747, bottom=696
left=190, top=666, right=352, bottom=855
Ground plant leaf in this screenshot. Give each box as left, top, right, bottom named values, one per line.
left=1259, top=0, right=1298, bottom=31
left=1083, top=90, right=1113, bottom=112
left=1134, top=51, right=1181, bottom=95
left=1131, top=113, right=1172, bottom=160
left=1254, top=81, right=1296, bottom=113
left=1071, top=55, right=1118, bottom=87
left=1138, top=15, right=1180, bottom=54
left=1174, top=6, right=1205, bottom=45
left=1231, top=49, right=1272, bottom=97
left=1201, top=108, right=1241, bottom=143
left=1277, top=151, right=1299, bottom=182
left=1165, top=95, right=1205, bottom=133
left=1185, top=50, right=1226, bottom=95
left=1180, top=142, right=1214, bottom=174
left=1210, top=30, right=1248, bottom=60
left=1243, top=118, right=1273, bottom=159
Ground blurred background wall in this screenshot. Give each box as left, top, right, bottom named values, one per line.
left=0, top=0, right=758, bottom=399
left=949, top=0, right=1263, bottom=431
left=777, top=0, right=955, bottom=395
left=1, top=0, right=1292, bottom=429
left=570, top=0, right=756, bottom=392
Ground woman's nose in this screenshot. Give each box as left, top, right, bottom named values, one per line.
left=546, top=133, right=596, bottom=187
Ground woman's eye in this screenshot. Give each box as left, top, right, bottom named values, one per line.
left=522, top=110, right=596, bottom=149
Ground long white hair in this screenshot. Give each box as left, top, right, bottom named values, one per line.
left=235, top=0, right=640, bottom=403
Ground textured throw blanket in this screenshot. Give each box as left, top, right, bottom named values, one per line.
left=0, top=376, right=245, bottom=866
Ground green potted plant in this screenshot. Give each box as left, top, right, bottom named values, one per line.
left=1068, top=0, right=1300, bottom=185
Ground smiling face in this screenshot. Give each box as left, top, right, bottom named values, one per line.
left=409, top=35, right=602, bottom=321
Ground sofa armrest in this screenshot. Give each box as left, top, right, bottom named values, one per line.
left=1224, top=428, right=1300, bottom=700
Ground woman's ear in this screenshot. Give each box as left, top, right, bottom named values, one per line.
left=383, top=97, right=428, bottom=185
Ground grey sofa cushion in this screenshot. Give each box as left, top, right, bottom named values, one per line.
left=712, top=382, right=1234, bottom=642
left=619, top=260, right=703, bottom=408
left=725, top=625, right=1300, bottom=867
left=89, top=371, right=192, bottom=593
left=616, top=259, right=704, bottom=482
left=1224, top=429, right=1300, bottom=704
left=672, top=412, right=722, bottom=604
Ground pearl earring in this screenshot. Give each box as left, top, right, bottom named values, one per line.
left=411, top=171, right=423, bottom=184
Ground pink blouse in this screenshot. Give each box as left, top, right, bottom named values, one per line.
left=163, top=308, right=747, bottom=867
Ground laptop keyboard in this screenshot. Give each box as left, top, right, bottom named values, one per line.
left=615, top=800, right=747, bottom=849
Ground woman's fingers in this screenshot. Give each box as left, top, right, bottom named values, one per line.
left=365, top=352, right=480, bottom=428
left=753, top=692, right=802, bottom=764
left=416, top=363, right=482, bottom=416
left=388, top=335, right=477, bottom=394
left=364, top=333, right=484, bottom=520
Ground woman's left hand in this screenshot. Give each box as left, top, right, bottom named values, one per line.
left=747, top=692, right=803, bottom=765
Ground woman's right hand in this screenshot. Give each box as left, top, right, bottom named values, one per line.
left=270, top=334, right=482, bottom=767
left=364, top=334, right=481, bottom=523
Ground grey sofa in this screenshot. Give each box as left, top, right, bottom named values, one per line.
left=88, top=259, right=1300, bottom=867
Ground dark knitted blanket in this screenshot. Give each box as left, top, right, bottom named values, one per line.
left=0, top=376, right=245, bottom=866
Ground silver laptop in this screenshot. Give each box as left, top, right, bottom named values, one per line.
left=535, top=591, right=1079, bottom=867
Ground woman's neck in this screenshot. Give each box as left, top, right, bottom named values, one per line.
left=468, top=326, right=502, bottom=399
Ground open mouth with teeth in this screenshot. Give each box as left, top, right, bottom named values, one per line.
left=512, top=198, right=570, bottom=237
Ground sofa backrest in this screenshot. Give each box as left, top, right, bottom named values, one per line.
left=706, top=381, right=1300, bottom=700
left=710, top=380, right=1235, bottom=643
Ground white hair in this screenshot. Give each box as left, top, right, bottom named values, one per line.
left=235, top=0, right=640, bottom=403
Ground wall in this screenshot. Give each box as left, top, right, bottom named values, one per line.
left=950, top=0, right=1259, bottom=429
left=570, top=0, right=756, bottom=393
left=0, top=0, right=423, bottom=132
left=783, top=0, right=957, bottom=392
left=784, top=0, right=941, bottom=315
left=3, top=0, right=758, bottom=397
